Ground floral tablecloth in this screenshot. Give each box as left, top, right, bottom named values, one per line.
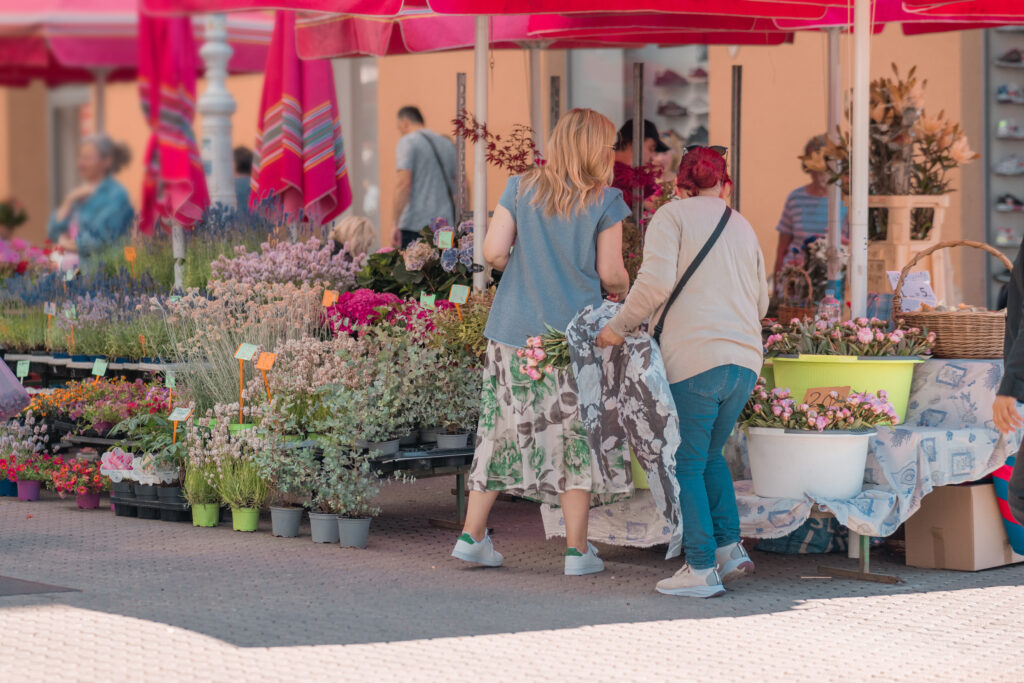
left=541, top=359, right=1024, bottom=546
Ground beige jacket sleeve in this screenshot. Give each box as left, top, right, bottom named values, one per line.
left=756, top=248, right=770, bottom=319
left=607, top=207, right=681, bottom=337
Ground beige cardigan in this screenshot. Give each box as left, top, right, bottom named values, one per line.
left=608, top=196, right=769, bottom=384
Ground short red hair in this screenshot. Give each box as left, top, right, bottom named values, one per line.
left=676, top=147, right=731, bottom=195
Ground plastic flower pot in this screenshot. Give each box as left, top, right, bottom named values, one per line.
left=769, top=355, right=923, bottom=421
left=133, top=484, right=158, bottom=499
left=270, top=506, right=304, bottom=538
left=435, top=433, right=469, bottom=450
left=399, top=430, right=420, bottom=447
left=747, top=427, right=875, bottom=500
left=309, top=512, right=340, bottom=543
left=231, top=507, right=260, bottom=532
left=192, top=504, right=220, bottom=527
left=419, top=428, right=440, bottom=444
left=76, top=492, right=101, bottom=509
left=338, top=517, right=371, bottom=549
left=16, top=480, right=41, bottom=501
left=0, top=479, right=17, bottom=497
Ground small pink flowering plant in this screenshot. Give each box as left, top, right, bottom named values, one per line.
left=765, top=316, right=934, bottom=357
left=739, top=377, right=900, bottom=432
left=518, top=325, right=571, bottom=382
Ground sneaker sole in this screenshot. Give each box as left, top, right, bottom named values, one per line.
left=451, top=548, right=503, bottom=567
left=720, top=560, right=755, bottom=583
left=564, top=563, right=605, bottom=576
left=656, top=585, right=726, bottom=598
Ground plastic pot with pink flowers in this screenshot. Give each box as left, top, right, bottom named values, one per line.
left=764, top=316, right=934, bottom=422
left=738, top=378, right=900, bottom=500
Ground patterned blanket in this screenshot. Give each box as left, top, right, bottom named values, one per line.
left=561, top=302, right=684, bottom=558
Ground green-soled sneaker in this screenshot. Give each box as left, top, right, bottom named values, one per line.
left=451, top=531, right=503, bottom=567
left=564, top=541, right=604, bottom=576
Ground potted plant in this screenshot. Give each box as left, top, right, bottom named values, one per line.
left=51, top=458, right=107, bottom=509
left=814, top=65, right=979, bottom=298
left=0, top=415, right=55, bottom=501
left=110, top=410, right=186, bottom=509
left=316, top=443, right=385, bottom=549
left=100, top=447, right=136, bottom=516
left=252, top=434, right=320, bottom=538
left=764, top=316, right=933, bottom=420
left=738, top=378, right=899, bottom=500
left=182, top=460, right=220, bottom=527
left=430, top=361, right=481, bottom=450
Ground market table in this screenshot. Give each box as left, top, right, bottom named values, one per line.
left=373, top=447, right=475, bottom=529
left=540, top=359, right=1023, bottom=574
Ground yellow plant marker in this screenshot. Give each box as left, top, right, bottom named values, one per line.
left=256, top=352, right=276, bottom=402
left=322, top=290, right=339, bottom=307
left=124, top=246, right=137, bottom=278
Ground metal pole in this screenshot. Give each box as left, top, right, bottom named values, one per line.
left=472, top=16, right=489, bottom=292
left=550, top=75, right=561, bottom=131
left=826, top=28, right=843, bottom=287
left=198, top=13, right=237, bottom=209
left=849, top=0, right=871, bottom=318
left=92, top=69, right=109, bottom=134
left=529, top=47, right=544, bottom=156
left=456, top=72, right=467, bottom=223
left=172, top=222, right=185, bottom=292
left=730, top=65, right=742, bottom=212
left=632, top=63, right=644, bottom=233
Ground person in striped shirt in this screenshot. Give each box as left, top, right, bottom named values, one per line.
left=773, top=135, right=847, bottom=274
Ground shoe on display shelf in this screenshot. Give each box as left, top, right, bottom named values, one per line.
left=998, top=48, right=1024, bottom=65
left=687, top=124, right=709, bottom=147
left=995, top=227, right=1022, bottom=247
left=998, top=119, right=1024, bottom=139
left=656, top=564, right=726, bottom=598
left=654, top=69, right=689, bottom=87
left=689, top=67, right=708, bottom=81
left=564, top=542, right=605, bottom=576
left=997, top=84, right=1024, bottom=103
left=997, top=193, right=1024, bottom=212
left=688, top=94, right=710, bottom=116
left=657, top=100, right=689, bottom=117
left=994, top=155, right=1024, bottom=175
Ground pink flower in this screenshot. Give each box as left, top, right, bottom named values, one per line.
left=857, top=328, right=873, bottom=344
left=771, top=405, right=782, bottom=416
left=376, top=246, right=395, bottom=254
left=875, top=331, right=885, bottom=342
left=533, top=349, right=546, bottom=361
left=815, top=416, right=829, bottom=431
left=526, top=368, right=542, bottom=381
left=544, top=365, right=555, bottom=374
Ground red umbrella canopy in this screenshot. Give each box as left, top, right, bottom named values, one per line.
left=250, top=11, right=353, bottom=225
left=142, top=0, right=425, bottom=14
left=903, top=0, right=1024, bottom=19
left=138, top=15, right=210, bottom=233
left=0, top=2, right=272, bottom=86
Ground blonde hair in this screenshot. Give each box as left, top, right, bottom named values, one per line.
left=520, top=108, right=616, bottom=219
left=330, top=215, right=377, bottom=256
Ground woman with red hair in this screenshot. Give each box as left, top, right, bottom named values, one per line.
left=597, top=146, right=769, bottom=598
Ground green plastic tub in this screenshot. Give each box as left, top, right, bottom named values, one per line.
left=770, top=354, right=923, bottom=421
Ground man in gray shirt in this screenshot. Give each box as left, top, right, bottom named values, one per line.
left=392, top=106, right=457, bottom=248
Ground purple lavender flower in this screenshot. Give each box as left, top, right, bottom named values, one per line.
left=430, top=217, right=451, bottom=233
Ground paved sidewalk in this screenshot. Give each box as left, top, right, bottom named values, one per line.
left=1, top=477, right=1023, bottom=681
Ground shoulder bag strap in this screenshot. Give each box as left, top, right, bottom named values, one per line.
left=652, top=206, right=733, bottom=345
left=419, top=132, right=458, bottom=223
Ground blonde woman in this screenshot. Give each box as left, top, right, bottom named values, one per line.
left=330, top=215, right=377, bottom=258
left=451, top=108, right=631, bottom=576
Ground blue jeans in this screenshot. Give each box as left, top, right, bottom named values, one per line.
left=670, top=364, right=757, bottom=570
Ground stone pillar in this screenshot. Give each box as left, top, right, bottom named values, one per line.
left=198, top=14, right=237, bottom=210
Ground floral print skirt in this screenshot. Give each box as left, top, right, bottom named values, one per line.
left=469, top=341, right=632, bottom=506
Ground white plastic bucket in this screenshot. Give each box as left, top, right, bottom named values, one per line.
left=747, top=427, right=874, bottom=500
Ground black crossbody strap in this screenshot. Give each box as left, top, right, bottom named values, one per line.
left=652, top=206, right=732, bottom=345
left=419, top=132, right=457, bottom=223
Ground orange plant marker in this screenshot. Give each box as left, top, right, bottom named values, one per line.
left=455, top=303, right=463, bottom=321
left=139, top=335, right=146, bottom=357
left=261, top=370, right=271, bottom=402
left=172, top=421, right=178, bottom=444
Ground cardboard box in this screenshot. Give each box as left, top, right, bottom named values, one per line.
left=905, top=483, right=1024, bottom=571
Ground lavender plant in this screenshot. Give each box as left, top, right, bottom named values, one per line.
left=210, top=237, right=365, bottom=290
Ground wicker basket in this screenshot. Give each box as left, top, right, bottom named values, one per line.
left=892, top=240, right=1011, bottom=359
left=777, top=267, right=816, bottom=323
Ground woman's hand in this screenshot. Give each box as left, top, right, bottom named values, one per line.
left=993, top=395, right=1023, bottom=434
left=595, top=324, right=625, bottom=348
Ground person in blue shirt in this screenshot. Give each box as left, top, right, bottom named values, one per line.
left=48, top=134, right=134, bottom=272
left=450, top=108, right=631, bottom=576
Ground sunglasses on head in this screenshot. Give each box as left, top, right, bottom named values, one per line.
left=684, top=144, right=728, bottom=158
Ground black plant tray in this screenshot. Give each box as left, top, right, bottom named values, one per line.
left=110, top=495, right=190, bottom=523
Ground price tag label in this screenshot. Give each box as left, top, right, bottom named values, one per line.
left=322, top=290, right=339, bottom=307
left=802, top=386, right=851, bottom=408
left=419, top=292, right=436, bottom=310
left=91, top=358, right=108, bottom=377
left=44, top=302, right=56, bottom=316
left=15, top=360, right=29, bottom=379
left=168, top=295, right=181, bottom=303
left=448, top=284, right=470, bottom=305
left=168, top=407, right=193, bottom=422
left=64, top=304, right=77, bottom=320
left=164, top=371, right=176, bottom=389
left=234, top=343, right=259, bottom=361
left=124, top=246, right=137, bottom=262
left=437, top=231, right=454, bottom=249
left=255, top=352, right=277, bottom=371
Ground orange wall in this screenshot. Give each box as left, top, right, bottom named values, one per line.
left=708, top=26, right=985, bottom=301
left=376, top=49, right=567, bottom=244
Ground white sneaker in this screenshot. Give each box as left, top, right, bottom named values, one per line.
left=451, top=531, right=503, bottom=567
left=995, top=155, right=1024, bottom=176
left=564, top=542, right=605, bottom=576
left=656, top=564, right=725, bottom=598
left=715, top=541, right=755, bottom=582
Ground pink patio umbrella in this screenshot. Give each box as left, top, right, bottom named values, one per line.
left=903, top=0, right=1024, bottom=19
left=138, top=15, right=210, bottom=235
left=0, top=2, right=272, bottom=85
left=142, top=0, right=423, bottom=15
left=249, top=11, right=352, bottom=226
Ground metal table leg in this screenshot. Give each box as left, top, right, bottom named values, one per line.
left=818, top=533, right=902, bottom=584
left=429, top=471, right=468, bottom=531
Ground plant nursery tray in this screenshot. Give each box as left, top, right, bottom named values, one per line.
left=110, top=495, right=190, bottom=522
